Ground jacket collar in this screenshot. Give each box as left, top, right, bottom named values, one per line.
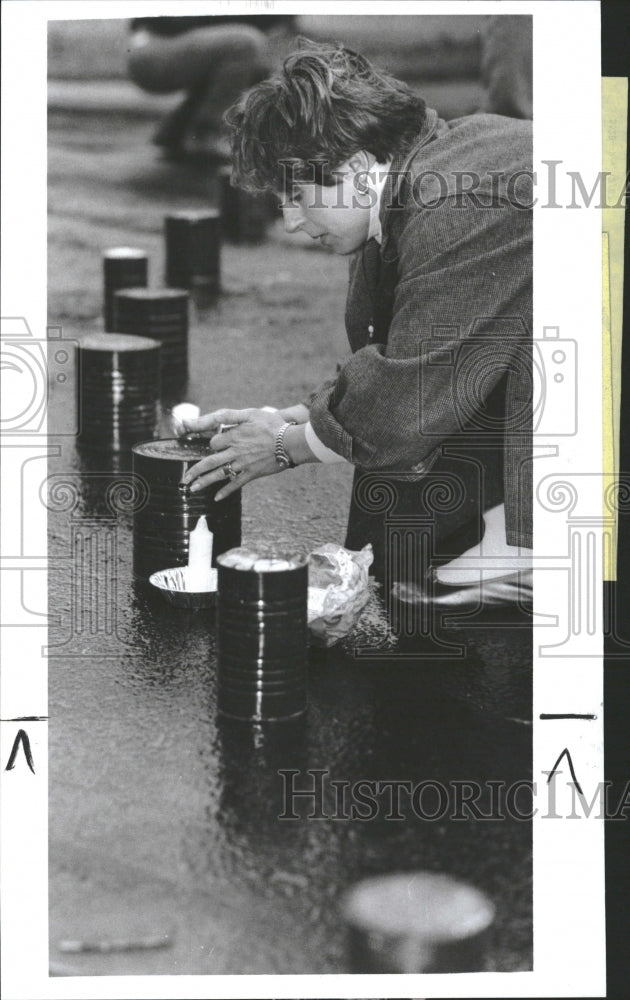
left=379, top=107, right=442, bottom=256
left=367, top=161, right=393, bottom=243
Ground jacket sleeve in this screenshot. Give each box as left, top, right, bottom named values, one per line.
left=300, top=376, right=337, bottom=413
left=308, top=198, right=532, bottom=468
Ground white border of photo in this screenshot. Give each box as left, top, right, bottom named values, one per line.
left=0, top=1, right=606, bottom=998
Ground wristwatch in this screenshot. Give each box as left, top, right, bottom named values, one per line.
left=274, top=421, right=297, bottom=470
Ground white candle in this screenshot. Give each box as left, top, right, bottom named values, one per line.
left=186, top=516, right=215, bottom=591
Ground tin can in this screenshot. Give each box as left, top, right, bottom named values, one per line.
left=164, top=210, right=221, bottom=295
left=76, top=332, right=160, bottom=452
left=131, top=438, right=241, bottom=580
left=113, top=287, right=189, bottom=389
left=216, top=549, right=308, bottom=722
left=103, top=247, right=148, bottom=332
left=342, top=872, right=495, bottom=973
left=219, top=167, right=268, bottom=244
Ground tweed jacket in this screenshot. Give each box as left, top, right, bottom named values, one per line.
left=308, top=109, right=533, bottom=547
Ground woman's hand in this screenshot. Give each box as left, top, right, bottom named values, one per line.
left=181, top=407, right=286, bottom=500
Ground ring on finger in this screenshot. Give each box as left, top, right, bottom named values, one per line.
left=223, top=462, right=239, bottom=481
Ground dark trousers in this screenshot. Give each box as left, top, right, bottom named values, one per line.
left=345, top=438, right=504, bottom=586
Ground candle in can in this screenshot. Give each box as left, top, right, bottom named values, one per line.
left=218, top=167, right=268, bottom=244
left=103, top=247, right=148, bottom=332
left=113, top=287, right=189, bottom=390
left=216, top=547, right=308, bottom=722
left=131, top=438, right=241, bottom=580
left=164, top=210, right=221, bottom=295
left=76, top=332, right=161, bottom=452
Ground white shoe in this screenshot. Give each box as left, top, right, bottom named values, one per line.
left=435, top=503, right=532, bottom=586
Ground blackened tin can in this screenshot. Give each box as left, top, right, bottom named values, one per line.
left=216, top=549, right=308, bottom=722
left=164, top=210, right=221, bottom=294
left=76, top=332, right=161, bottom=452
left=103, top=247, right=148, bottom=331
left=218, top=167, right=269, bottom=244
left=131, top=438, right=241, bottom=580
left=112, top=287, right=189, bottom=389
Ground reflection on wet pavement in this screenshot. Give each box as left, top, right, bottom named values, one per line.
left=48, top=428, right=532, bottom=975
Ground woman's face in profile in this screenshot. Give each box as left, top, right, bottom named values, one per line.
left=279, top=162, right=373, bottom=256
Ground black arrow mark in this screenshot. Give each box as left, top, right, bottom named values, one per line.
left=0, top=716, right=48, bottom=722
left=546, top=747, right=583, bottom=795
left=540, top=713, right=597, bottom=720
left=5, top=729, right=35, bottom=774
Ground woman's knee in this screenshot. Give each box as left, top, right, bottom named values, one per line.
left=206, top=24, right=268, bottom=67
left=127, top=33, right=180, bottom=93
left=127, top=24, right=268, bottom=94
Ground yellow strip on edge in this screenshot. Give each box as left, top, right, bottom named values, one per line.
left=602, top=77, right=628, bottom=581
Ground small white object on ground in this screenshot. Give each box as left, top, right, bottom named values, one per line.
left=219, top=548, right=302, bottom=572
left=252, top=557, right=293, bottom=572
left=218, top=547, right=257, bottom=570
left=307, top=543, right=373, bottom=646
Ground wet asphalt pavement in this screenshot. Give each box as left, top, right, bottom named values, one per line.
left=48, top=108, right=532, bottom=975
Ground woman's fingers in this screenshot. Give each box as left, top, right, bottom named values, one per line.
left=184, top=447, right=267, bottom=490
left=209, top=430, right=233, bottom=453
left=180, top=407, right=286, bottom=495
left=214, top=458, right=275, bottom=502
left=213, top=466, right=255, bottom=502
left=188, top=463, right=239, bottom=493
left=182, top=449, right=237, bottom=486
left=185, top=454, right=280, bottom=500
left=183, top=408, right=252, bottom=433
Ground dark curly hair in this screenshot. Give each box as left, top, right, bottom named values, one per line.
left=225, top=39, right=426, bottom=193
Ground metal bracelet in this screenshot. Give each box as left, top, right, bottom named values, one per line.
left=274, top=421, right=297, bottom=470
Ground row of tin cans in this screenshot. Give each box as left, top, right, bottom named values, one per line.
left=103, top=187, right=270, bottom=325
left=112, top=286, right=189, bottom=390
left=76, top=333, right=161, bottom=452
left=82, top=196, right=309, bottom=725
left=93, top=194, right=273, bottom=447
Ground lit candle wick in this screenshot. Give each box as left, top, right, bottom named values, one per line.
left=171, top=402, right=201, bottom=437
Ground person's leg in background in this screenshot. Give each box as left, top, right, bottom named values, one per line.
left=128, top=23, right=291, bottom=158
left=480, top=14, right=533, bottom=120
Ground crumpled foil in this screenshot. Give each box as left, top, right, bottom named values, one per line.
left=307, top=543, right=374, bottom=647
